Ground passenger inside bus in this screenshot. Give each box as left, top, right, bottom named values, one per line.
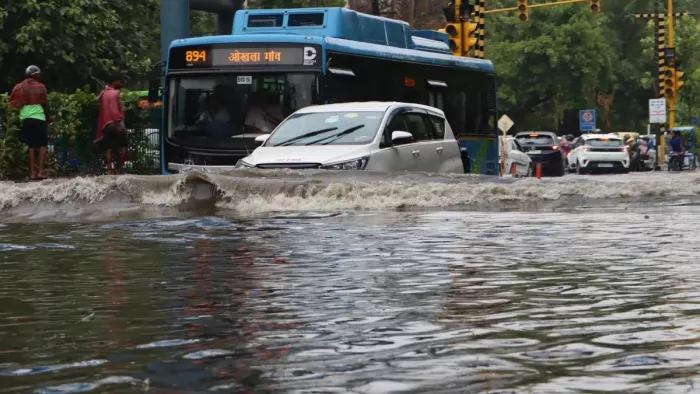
left=196, top=94, right=231, bottom=124
left=244, top=90, right=285, bottom=134
left=190, top=86, right=239, bottom=139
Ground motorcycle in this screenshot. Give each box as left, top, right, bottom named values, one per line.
left=667, top=150, right=697, bottom=172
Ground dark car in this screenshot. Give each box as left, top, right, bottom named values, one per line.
left=515, top=132, right=566, bottom=176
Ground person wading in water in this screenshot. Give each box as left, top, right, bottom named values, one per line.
left=9, top=65, right=52, bottom=180
left=95, top=76, right=127, bottom=175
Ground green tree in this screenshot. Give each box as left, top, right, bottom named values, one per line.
left=0, top=0, right=160, bottom=93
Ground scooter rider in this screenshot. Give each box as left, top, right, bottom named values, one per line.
left=668, top=129, right=685, bottom=170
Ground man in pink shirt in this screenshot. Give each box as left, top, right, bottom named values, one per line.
left=95, top=76, right=127, bottom=175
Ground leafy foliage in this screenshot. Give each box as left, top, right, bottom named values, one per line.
left=0, top=0, right=160, bottom=93
left=0, top=90, right=157, bottom=180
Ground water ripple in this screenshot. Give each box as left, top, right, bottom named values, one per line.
left=1, top=208, right=700, bottom=392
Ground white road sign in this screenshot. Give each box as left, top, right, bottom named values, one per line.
left=498, top=115, right=514, bottom=134
left=649, top=98, right=667, bottom=124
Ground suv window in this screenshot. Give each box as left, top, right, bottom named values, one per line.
left=427, top=116, right=445, bottom=139
left=517, top=134, right=555, bottom=146
left=588, top=138, right=623, bottom=147
left=404, top=113, right=432, bottom=141
left=387, top=114, right=409, bottom=133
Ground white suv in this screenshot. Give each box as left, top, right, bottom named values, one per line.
left=568, top=134, right=629, bottom=174
left=236, top=102, right=464, bottom=173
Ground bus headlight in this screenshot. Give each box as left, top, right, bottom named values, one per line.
left=321, top=157, right=369, bottom=170
left=235, top=159, right=254, bottom=169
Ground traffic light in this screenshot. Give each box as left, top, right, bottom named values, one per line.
left=517, top=0, right=528, bottom=22
left=464, top=21, right=478, bottom=55
left=589, top=0, right=600, bottom=13
left=675, top=69, right=685, bottom=92
left=443, top=23, right=463, bottom=55
left=664, top=67, right=675, bottom=99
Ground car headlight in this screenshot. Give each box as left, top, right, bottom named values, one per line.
left=321, top=157, right=370, bottom=170
left=235, top=159, right=254, bottom=169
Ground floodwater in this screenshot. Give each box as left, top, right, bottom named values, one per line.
left=2, top=171, right=700, bottom=393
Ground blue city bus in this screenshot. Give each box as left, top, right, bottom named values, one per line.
left=160, top=7, right=498, bottom=175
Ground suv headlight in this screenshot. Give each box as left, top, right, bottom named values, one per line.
left=235, top=159, right=254, bottom=169
left=321, top=157, right=370, bottom=170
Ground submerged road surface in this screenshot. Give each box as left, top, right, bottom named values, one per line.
left=0, top=171, right=699, bottom=392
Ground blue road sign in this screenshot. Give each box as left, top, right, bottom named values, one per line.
left=579, top=110, right=596, bottom=132
left=692, top=116, right=698, bottom=126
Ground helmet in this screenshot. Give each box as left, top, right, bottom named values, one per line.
left=567, top=134, right=574, bottom=141
left=25, top=65, right=41, bottom=77
left=640, top=136, right=650, bottom=141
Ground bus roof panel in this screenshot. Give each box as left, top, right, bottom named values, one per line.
left=169, top=34, right=326, bottom=48
left=325, top=37, right=495, bottom=73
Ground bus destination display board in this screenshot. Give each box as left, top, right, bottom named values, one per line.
left=170, top=44, right=321, bottom=69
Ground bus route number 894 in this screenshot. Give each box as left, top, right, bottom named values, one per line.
left=185, top=50, right=207, bottom=63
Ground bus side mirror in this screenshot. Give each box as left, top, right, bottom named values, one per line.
left=148, top=79, right=160, bottom=103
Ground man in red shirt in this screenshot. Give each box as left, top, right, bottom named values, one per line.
left=95, top=76, right=127, bottom=175
left=9, top=65, right=51, bottom=180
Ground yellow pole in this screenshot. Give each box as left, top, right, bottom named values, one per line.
left=668, top=0, right=675, bottom=131
left=483, top=0, right=586, bottom=14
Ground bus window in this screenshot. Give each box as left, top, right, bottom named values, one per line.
left=428, top=92, right=444, bottom=110
left=445, top=91, right=466, bottom=137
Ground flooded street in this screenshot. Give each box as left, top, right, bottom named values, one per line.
left=2, top=172, right=700, bottom=392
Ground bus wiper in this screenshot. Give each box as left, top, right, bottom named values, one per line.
left=306, top=125, right=366, bottom=145
left=275, top=127, right=338, bottom=147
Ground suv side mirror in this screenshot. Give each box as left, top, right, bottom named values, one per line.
left=148, top=79, right=160, bottom=103
left=255, top=134, right=270, bottom=146
left=391, top=130, right=413, bottom=145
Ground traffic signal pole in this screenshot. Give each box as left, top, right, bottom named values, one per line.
left=668, top=0, right=675, bottom=131
left=658, top=15, right=667, bottom=163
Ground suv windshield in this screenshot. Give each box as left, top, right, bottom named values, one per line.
left=169, top=73, right=317, bottom=139
left=266, top=111, right=384, bottom=147
left=588, top=138, right=623, bottom=147
left=516, top=135, right=555, bottom=145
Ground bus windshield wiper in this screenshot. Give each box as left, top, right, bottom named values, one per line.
left=274, top=127, right=338, bottom=146
left=306, top=125, right=366, bottom=145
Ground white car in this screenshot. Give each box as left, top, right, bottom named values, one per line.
left=236, top=102, right=464, bottom=173
left=568, top=133, right=629, bottom=174
left=500, top=136, right=533, bottom=176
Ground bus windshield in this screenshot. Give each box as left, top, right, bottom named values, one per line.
left=168, top=73, right=317, bottom=139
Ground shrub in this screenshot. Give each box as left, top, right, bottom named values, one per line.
left=0, top=88, right=160, bottom=180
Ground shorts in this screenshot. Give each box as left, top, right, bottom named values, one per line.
left=19, top=118, right=48, bottom=148
left=99, top=123, right=128, bottom=151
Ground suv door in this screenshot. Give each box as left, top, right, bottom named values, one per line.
left=569, top=138, right=583, bottom=168
left=371, top=108, right=421, bottom=172
left=402, top=110, right=439, bottom=172
left=425, top=113, right=462, bottom=173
